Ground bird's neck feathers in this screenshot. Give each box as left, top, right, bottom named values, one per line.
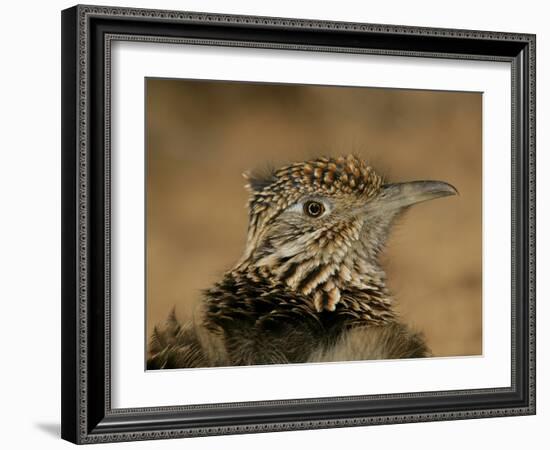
left=229, top=226, right=395, bottom=322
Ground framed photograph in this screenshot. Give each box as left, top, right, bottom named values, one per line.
left=61, top=4, right=536, bottom=444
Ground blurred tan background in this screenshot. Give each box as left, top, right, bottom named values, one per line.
left=146, top=78, right=482, bottom=358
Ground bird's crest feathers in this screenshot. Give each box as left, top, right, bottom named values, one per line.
left=242, top=167, right=276, bottom=193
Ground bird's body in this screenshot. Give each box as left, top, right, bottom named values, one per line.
left=147, top=155, right=456, bottom=369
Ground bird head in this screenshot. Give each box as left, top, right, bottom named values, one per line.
left=237, top=155, right=457, bottom=312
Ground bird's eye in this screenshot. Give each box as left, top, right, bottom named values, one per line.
left=303, top=200, right=325, bottom=218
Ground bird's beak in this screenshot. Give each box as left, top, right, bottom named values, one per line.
left=366, top=180, right=458, bottom=214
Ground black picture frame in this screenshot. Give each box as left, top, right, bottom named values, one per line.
left=61, top=4, right=536, bottom=444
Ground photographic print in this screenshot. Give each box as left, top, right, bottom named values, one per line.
left=145, top=79, right=482, bottom=370
left=61, top=6, right=535, bottom=442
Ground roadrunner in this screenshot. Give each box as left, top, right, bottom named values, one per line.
left=147, top=155, right=457, bottom=369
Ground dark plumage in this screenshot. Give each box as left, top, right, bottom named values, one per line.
left=147, top=155, right=456, bottom=369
